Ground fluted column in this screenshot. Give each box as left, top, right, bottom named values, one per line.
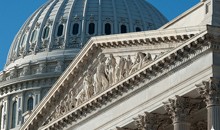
left=196, top=77, right=220, bottom=130
left=163, top=96, right=191, bottom=130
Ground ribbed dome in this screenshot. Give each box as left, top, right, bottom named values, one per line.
left=5, top=0, right=167, bottom=69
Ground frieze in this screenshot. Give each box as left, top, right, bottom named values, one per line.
left=47, top=52, right=154, bottom=122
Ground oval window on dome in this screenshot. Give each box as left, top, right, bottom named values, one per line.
left=42, top=26, right=50, bottom=39
left=136, top=27, right=142, bottom=32
left=121, top=25, right=127, bottom=33
left=57, top=24, right=64, bottom=37
left=105, top=23, right=111, bottom=35
left=30, top=30, right=38, bottom=43
left=72, top=23, right=79, bottom=35
left=88, top=23, right=95, bottom=35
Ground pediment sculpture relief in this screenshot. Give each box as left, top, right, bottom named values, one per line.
left=48, top=52, right=156, bottom=122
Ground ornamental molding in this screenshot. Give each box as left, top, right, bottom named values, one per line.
left=0, top=75, right=59, bottom=98
left=20, top=25, right=220, bottom=130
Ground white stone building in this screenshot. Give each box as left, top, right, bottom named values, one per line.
left=1, top=0, right=220, bottom=130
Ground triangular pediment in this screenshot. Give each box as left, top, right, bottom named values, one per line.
left=20, top=25, right=220, bottom=130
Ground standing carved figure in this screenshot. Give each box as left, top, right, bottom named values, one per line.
left=106, top=54, right=117, bottom=85
left=83, top=70, right=94, bottom=100
left=94, top=55, right=109, bottom=94
left=116, top=56, right=125, bottom=81
left=124, top=55, right=133, bottom=77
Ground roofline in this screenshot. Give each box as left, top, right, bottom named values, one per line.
left=160, top=1, right=204, bottom=29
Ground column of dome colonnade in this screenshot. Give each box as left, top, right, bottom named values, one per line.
left=196, top=77, right=220, bottom=130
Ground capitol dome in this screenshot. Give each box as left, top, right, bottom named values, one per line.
left=5, top=0, right=167, bottom=69
left=0, top=0, right=168, bottom=129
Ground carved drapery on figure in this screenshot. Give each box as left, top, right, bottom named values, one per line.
left=94, top=54, right=109, bottom=94
left=107, top=54, right=117, bottom=85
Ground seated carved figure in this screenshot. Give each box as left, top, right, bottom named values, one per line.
left=94, top=55, right=109, bottom=94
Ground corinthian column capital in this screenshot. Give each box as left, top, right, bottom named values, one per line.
left=133, top=112, right=170, bottom=130
left=196, top=77, right=220, bottom=106
left=163, top=96, right=192, bottom=123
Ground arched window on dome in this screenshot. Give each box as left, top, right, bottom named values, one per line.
left=72, top=23, right=79, bottom=35
left=11, top=101, right=17, bottom=128
left=42, top=26, right=50, bottom=39
left=88, top=23, right=95, bottom=35
left=136, top=27, right=142, bottom=32
left=120, top=25, right=127, bottom=33
left=27, top=97, right=34, bottom=111
left=57, top=24, right=64, bottom=37
left=105, top=23, right=111, bottom=35
left=30, top=30, right=38, bottom=43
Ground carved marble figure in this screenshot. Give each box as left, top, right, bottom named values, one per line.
left=94, top=56, right=109, bottom=94
left=106, top=54, right=117, bottom=85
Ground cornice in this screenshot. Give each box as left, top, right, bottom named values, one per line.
left=38, top=30, right=210, bottom=130
left=20, top=26, right=211, bottom=130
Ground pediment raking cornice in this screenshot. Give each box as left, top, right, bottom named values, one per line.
left=20, top=25, right=219, bottom=130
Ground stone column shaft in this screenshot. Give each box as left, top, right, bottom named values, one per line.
left=207, top=106, right=220, bottom=130
left=173, top=122, right=191, bottom=130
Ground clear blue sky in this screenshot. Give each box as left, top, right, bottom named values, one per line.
left=0, top=0, right=199, bottom=70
